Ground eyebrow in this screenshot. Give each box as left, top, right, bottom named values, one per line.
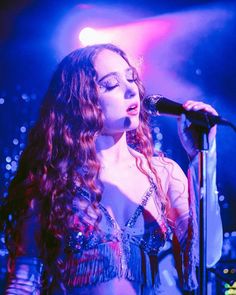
left=97, top=72, right=118, bottom=83
left=97, top=67, right=134, bottom=83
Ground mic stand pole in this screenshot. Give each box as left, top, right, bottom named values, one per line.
left=196, top=127, right=209, bottom=295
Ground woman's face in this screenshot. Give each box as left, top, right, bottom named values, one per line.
left=94, top=49, right=140, bottom=135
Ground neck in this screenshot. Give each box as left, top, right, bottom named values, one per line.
left=95, top=132, right=133, bottom=167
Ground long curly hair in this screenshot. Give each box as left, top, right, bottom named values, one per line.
left=2, top=43, right=166, bottom=286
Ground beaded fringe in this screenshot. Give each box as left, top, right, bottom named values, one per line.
left=63, top=241, right=159, bottom=288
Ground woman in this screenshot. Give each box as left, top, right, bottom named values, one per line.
left=3, top=43, right=222, bottom=294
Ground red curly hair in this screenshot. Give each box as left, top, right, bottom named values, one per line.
left=3, top=43, right=166, bottom=287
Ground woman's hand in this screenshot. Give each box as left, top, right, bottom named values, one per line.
left=177, top=100, right=218, bottom=159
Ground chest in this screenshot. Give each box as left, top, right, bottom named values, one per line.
left=98, top=166, right=166, bottom=230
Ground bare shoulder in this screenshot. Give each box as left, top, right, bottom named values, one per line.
left=152, top=155, right=187, bottom=183
left=152, top=155, right=181, bottom=171
left=128, top=147, right=187, bottom=183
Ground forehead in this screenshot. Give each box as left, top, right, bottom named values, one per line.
left=94, top=49, right=130, bottom=78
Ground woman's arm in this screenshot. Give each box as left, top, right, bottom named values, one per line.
left=177, top=100, right=223, bottom=266
left=166, top=100, right=223, bottom=290
left=166, top=141, right=222, bottom=290
left=165, top=158, right=198, bottom=290
left=5, top=257, right=44, bottom=295
left=5, top=199, right=44, bottom=295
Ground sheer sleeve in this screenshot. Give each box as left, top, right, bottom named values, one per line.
left=5, top=199, right=44, bottom=295
left=188, top=138, right=223, bottom=267
left=167, top=138, right=223, bottom=291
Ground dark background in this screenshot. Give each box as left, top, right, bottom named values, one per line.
left=0, top=0, right=236, bottom=292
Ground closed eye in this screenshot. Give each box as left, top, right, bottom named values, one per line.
left=126, top=67, right=138, bottom=83
left=99, top=76, right=119, bottom=92
left=97, top=67, right=138, bottom=92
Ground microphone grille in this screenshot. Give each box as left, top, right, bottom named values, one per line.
left=142, top=94, right=165, bottom=115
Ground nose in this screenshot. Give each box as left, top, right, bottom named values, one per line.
left=124, top=82, right=137, bottom=99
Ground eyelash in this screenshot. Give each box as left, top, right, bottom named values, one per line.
left=100, top=74, right=138, bottom=92
left=105, top=84, right=118, bottom=91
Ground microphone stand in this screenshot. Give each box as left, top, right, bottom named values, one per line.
left=181, top=110, right=236, bottom=295
left=195, top=127, right=210, bottom=295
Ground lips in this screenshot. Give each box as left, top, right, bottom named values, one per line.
left=126, top=103, right=139, bottom=115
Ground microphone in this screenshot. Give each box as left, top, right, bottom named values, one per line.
left=142, top=94, right=231, bottom=129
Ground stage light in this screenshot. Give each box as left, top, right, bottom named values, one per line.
left=79, top=27, right=106, bottom=46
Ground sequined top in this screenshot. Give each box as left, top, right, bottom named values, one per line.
left=61, top=177, right=170, bottom=291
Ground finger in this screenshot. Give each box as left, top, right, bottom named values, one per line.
left=177, top=113, right=186, bottom=129
left=183, top=100, right=200, bottom=109
left=177, top=114, right=191, bottom=132
left=188, top=104, right=218, bottom=116
left=183, top=101, right=218, bottom=116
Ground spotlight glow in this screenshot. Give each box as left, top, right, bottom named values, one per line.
left=79, top=27, right=98, bottom=46
left=79, top=27, right=109, bottom=46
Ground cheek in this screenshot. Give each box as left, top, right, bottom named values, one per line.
left=98, top=99, right=127, bottom=131
left=99, top=97, right=124, bottom=119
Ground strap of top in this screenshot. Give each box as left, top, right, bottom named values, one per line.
left=98, top=176, right=157, bottom=230
left=126, top=177, right=157, bottom=228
